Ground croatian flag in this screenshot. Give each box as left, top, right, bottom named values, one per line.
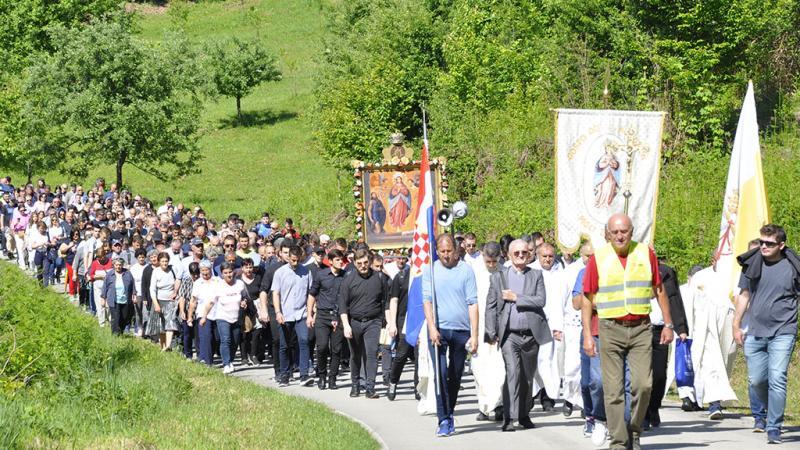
left=405, top=137, right=437, bottom=347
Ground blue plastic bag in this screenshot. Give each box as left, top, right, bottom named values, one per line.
left=675, top=338, right=695, bottom=387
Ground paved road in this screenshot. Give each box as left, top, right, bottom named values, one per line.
left=234, top=363, right=794, bottom=449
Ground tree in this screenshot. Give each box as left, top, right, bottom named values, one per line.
left=207, top=37, right=282, bottom=120
left=21, top=20, right=204, bottom=188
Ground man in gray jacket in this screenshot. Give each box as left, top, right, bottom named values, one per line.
left=486, top=239, right=551, bottom=432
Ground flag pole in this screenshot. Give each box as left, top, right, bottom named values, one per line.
left=422, top=104, right=442, bottom=399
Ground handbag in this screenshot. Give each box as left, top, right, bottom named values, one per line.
left=675, top=338, right=695, bottom=387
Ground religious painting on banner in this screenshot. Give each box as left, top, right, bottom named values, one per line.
left=352, top=159, right=447, bottom=251
left=554, top=109, right=666, bottom=252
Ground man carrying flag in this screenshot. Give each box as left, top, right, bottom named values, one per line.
left=403, top=120, right=479, bottom=436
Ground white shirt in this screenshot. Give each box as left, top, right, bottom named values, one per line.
left=214, top=279, right=246, bottom=324
left=129, top=263, right=146, bottom=297
left=192, top=277, right=220, bottom=320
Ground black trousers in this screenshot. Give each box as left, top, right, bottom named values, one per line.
left=348, top=318, right=381, bottom=391
left=109, top=303, right=133, bottom=335
left=267, top=304, right=282, bottom=377
left=314, top=309, right=343, bottom=380
left=389, top=333, right=418, bottom=386
left=646, top=325, right=669, bottom=422
left=78, top=275, right=91, bottom=309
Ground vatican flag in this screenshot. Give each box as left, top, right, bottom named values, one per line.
left=715, top=81, right=770, bottom=299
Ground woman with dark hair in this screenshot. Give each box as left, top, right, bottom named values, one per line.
left=89, top=244, right=113, bottom=326
left=59, top=229, right=81, bottom=298
left=148, top=252, right=181, bottom=351
left=191, top=260, right=218, bottom=365
left=129, top=248, right=149, bottom=337
left=239, top=258, right=263, bottom=366
left=201, top=262, right=247, bottom=374
left=178, top=262, right=200, bottom=360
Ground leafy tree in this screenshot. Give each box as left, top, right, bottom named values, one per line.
left=207, top=37, right=282, bottom=120
left=0, top=0, right=122, bottom=73
left=21, top=20, right=204, bottom=188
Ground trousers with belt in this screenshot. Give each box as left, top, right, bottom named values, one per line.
left=646, top=324, right=668, bottom=423
left=501, top=330, right=540, bottom=421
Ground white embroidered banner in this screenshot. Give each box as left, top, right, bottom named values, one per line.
left=555, top=109, right=665, bottom=252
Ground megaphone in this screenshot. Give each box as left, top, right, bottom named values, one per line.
left=437, top=208, right=453, bottom=227
left=451, top=201, right=468, bottom=220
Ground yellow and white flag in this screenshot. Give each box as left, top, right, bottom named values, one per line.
left=715, top=81, right=770, bottom=299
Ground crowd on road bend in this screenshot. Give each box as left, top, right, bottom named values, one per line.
left=0, top=174, right=796, bottom=448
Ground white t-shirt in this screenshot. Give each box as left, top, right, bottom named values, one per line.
left=192, top=277, right=220, bottom=320
left=214, top=279, right=246, bottom=324
left=129, top=263, right=146, bottom=297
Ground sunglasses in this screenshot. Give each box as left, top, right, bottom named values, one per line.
left=223, top=244, right=235, bottom=248
left=759, top=239, right=780, bottom=248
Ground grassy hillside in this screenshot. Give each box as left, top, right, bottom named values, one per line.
left=0, top=262, right=377, bottom=448
left=6, top=0, right=347, bottom=234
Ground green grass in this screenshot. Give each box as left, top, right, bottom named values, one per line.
left=0, top=262, right=377, bottom=448
left=6, top=0, right=348, bottom=234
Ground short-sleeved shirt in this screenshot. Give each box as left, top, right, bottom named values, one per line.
left=271, top=263, right=312, bottom=322
left=572, top=268, right=599, bottom=336
left=583, top=245, right=661, bottom=321
left=215, top=279, right=247, bottom=324
left=192, top=277, right=220, bottom=319
left=309, top=267, right=345, bottom=312
left=739, top=258, right=798, bottom=338
left=389, top=266, right=410, bottom=331
left=423, top=260, right=478, bottom=331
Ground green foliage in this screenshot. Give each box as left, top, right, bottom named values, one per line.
left=314, top=0, right=444, bottom=168
left=0, top=262, right=378, bottom=448
left=21, top=19, right=204, bottom=188
left=207, top=37, right=282, bottom=119
left=0, top=0, right=123, bottom=73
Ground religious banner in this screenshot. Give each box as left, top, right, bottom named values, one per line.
left=554, top=109, right=666, bottom=252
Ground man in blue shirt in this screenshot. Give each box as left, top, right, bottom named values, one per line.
left=423, top=233, right=478, bottom=437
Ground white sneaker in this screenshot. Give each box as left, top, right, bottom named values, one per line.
left=222, top=364, right=234, bottom=375
left=591, top=421, right=608, bottom=447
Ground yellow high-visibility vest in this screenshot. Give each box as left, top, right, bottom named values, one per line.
left=594, top=241, right=653, bottom=319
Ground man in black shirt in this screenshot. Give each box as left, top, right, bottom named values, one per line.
left=385, top=253, right=415, bottom=401
left=339, top=248, right=387, bottom=399
left=307, top=249, right=346, bottom=390
left=259, top=242, right=291, bottom=379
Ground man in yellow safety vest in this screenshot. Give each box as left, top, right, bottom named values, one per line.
left=581, top=214, right=674, bottom=450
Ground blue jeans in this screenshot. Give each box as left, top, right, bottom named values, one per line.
left=581, top=334, right=606, bottom=421
left=182, top=320, right=196, bottom=359
left=744, top=334, right=796, bottom=432
left=428, top=328, right=470, bottom=423
left=750, top=384, right=766, bottom=421
left=215, top=320, right=241, bottom=366
left=279, top=319, right=310, bottom=380
left=198, top=319, right=215, bottom=365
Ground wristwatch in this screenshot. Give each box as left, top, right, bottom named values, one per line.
left=664, top=323, right=674, bottom=329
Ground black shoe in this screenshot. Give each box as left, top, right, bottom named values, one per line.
left=349, top=385, right=360, bottom=398
left=387, top=382, right=397, bottom=401
left=340, top=364, right=350, bottom=373
left=365, top=389, right=379, bottom=399
left=650, top=411, right=661, bottom=428
left=518, top=417, right=535, bottom=429
left=278, top=378, right=289, bottom=387
left=562, top=401, right=574, bottom=417
left=415, top=391, right=421, bottom=401
left=317, top=377, right=327, bottom=390
left=300, top=376, right=314, bottom=387
left=681, top=397, right=701, bottom=412
left=328, top=379, right=338, bottom=390
left=501, top=420, right=516, bottom=432
left=643, top=419, right=651, bottom=431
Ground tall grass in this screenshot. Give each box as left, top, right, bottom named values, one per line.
left=0, top=262, right=377, bottom=448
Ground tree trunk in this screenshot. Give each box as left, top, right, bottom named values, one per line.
left=116, top=150, right=127, bottom=188
left=26, top=162, right=32, bottom=185
left=236, top=96, right=242, bottom=121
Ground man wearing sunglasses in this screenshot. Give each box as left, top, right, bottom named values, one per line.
left=733, top=224, right=800, bottom=445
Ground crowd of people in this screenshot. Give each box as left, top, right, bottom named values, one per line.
left=0, top=175, right=796, bottom=448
